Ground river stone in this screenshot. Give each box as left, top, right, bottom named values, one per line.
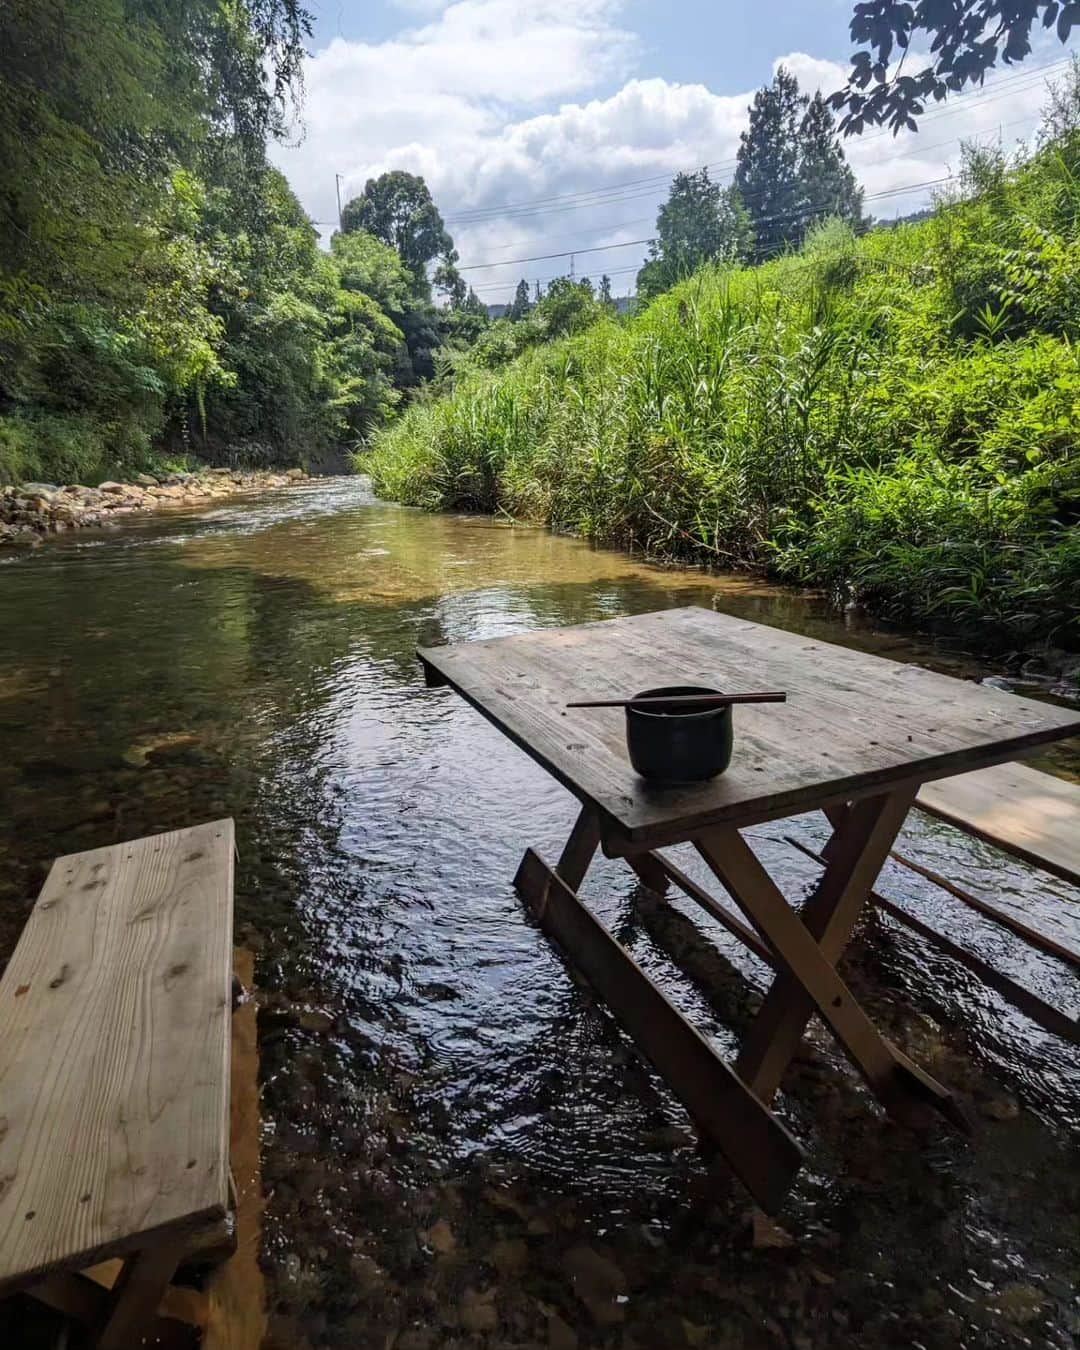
left=459, top=1286, right=498, bottom=1334
left=547, top=1312, right=578, bottom=1350
left=563, top=1245, right=628, bottom=1325
left=135, top=472, right=159, bottom=486
left=98, top=481, right=127, bottom=495
left=991, top=1282, right=1047, bottom=1324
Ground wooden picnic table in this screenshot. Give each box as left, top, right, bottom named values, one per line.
left=418, top=607, right=1080, bottom=1212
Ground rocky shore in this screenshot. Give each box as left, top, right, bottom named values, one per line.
left=0, top=465, right=306, bottom=547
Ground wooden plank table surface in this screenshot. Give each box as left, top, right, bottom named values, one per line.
left=0, top=819, right=235, bottom=1294
left=419, top=607, right=1080, bottom=848
left=418, top=608, right=1080, bottom=1211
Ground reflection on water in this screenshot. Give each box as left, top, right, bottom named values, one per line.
left=0, top=478, right=1077, bottom=1349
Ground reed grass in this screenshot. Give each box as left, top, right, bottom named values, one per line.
left=369, top=136, right=1080, bottom=647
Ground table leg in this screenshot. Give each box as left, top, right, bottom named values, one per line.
left=514, top=847, right=802, bottom=1212
left=556, top=806, right=601, bottom=890
left=695, top=788, right=961, bottom=1126
left=97, top=1241, right=185, bottom=1349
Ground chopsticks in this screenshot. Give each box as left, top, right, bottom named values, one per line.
left=566, top=691, right=787, bottom=710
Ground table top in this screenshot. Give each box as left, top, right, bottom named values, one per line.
left=418, top=607, right=1080, bottom=845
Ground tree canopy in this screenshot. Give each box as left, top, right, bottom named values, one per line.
left=0, top=0, right=484, bottom=484
left=736, top=68, right=864, bottom=259
left=636, top=169, right=753, bottom=299
left=836, top=0, right=1080, bottom=132
left=340, top=172, right=454, bottom=290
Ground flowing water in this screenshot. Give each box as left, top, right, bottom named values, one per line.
left=0, top=477, right=1077, bottom=1350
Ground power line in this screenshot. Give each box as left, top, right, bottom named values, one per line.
left=443, top=54, right=1070, bottom=228
left=457, top=172, right=954, bottom=273
left=458, top=109, right=1042, bottom=266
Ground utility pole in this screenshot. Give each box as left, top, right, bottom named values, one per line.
left=335, top=174, right=345, bottom=232
left=569, top=252, right=576, bottom=281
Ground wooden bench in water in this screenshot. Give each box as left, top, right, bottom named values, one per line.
left=0, top=820, right=236, bottom=1348
left=419, top=607, right=1080, bottom=1212
left=917, top=760, right=1080, bottom=889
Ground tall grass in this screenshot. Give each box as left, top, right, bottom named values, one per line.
left=369, top=134, right=1080, bottom=647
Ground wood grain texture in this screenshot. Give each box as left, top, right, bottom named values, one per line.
left=917, top=761, right=1080, bottom=887
left=418, top=608, right=1080, bottom=845
left=514, top=848, right=803, bottom=1213
left=0, top=820, right=235, bottom=1292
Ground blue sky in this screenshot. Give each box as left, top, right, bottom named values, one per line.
left=276, top=2, right=1071, bottom=300
left=307, top=1, right=856, bottom=89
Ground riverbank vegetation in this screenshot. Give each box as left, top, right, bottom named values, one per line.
left=0, top=1, right=490, bottom=488
left=369, top=82, right=1080, bottom=647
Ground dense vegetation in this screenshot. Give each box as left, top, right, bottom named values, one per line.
left=369, top=112, right=1080, bottom=646
left=0, top=1, right=485, bottom=486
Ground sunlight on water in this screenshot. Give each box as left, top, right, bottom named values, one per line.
left=0, top=477, right=1077, bottom=1349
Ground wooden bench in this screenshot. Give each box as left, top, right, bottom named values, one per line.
left=786, top=762, right=1080, bottom=1045
left=0, top=820, right=236, bottom=1348
left=916, top=760, right=1080, bottom=889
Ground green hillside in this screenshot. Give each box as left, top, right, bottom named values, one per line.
left=369, top=136, right=1080, bottom=647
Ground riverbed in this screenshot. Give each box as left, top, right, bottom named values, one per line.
left=0, top=477, right=1077, bottom=1349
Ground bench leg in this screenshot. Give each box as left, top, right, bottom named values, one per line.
left=97, top=1241, right=185, bottom=1349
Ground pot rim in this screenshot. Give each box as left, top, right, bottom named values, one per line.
left=627, top=685, right=728, bottom=720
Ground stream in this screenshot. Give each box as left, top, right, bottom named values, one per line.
left=0, top=476, right=1077, bottom=1350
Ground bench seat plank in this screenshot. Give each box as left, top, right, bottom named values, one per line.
left=0, top=820, right=235, bottom=1292
left=917, top=763, right=1080, bottom=888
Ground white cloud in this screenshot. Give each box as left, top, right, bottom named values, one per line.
left=273, top=5, right=1068, bottom=301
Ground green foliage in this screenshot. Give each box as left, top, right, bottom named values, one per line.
left=735, top=66, right=806, bottom=258
left=0, top=0, right=443, bottom=482
left=370, top=119, right=1080, bottom=647
left=340, top=171, right=453, bottom=290
left=637, top=169, right=752, bottom=300
left=507, top=279, right=533, bottom=321
left=735, top=68, right=864, bottom=261
left=836, top=1, right=1079, bottom=133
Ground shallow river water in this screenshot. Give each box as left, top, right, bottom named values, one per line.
left=0, top=477, right=1078, bottom=1350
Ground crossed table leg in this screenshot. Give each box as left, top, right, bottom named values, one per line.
left=514, top=785, right=965, bottom=1213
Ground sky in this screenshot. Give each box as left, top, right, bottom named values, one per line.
left=272, top=1, right=1075, bottom=302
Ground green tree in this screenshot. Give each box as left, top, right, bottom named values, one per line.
left=837, top=1, right=1080, bottom=133
left=735, top=67, right=807, bottom=259
left=507, top=279, right=532, bottom=320
left=534, top=277, right=601, bottom=338
left=637, top=169, right=753, bottom=299
left=797, top=92, right=865, bottom=235
left=433, top=255, right=467, bottom=308
left=340, top=172, right=453, bottom=291
left=598, top=275, right=614, bottom=308
left=332, top=229, right=440, bottom=389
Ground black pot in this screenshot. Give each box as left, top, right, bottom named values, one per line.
left=625, top=685, right=734, bottom=783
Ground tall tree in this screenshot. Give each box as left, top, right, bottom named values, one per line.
left=637, top=168, right=752, bottom=299
left=598, top=275, right=614, bottom=309
left=797, top=92, right=865, bottom=235
left=735, top=67, right=807, bottom=259
left=507, top=278, right=532, bottom=320
left=836, top=1, right=1080, bottom=133
left=433, top=250, right=467, bottom=308
left=340, top=172, right=453, bottom=291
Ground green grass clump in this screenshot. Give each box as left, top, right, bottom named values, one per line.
left=369, top=135, right=1080, bottom=648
